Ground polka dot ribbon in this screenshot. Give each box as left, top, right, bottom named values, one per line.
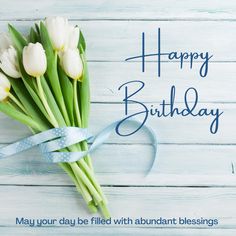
left=0, top=119, right=157, bottom=174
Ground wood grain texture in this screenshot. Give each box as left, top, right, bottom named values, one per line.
left=0, top=186, right=235, bottom=229
left=0, top=144, right=235, bottom=186
left=0, top=103, right=234, bottom=144
left=0, top=21, right=235, bottom=61
left=0, top=0, right=235, bottom=234
left=89, top=62, right=236, bottom=103
left=1, top=228, right=236, bottom=236
left=0, top=0, right=236, bottom=20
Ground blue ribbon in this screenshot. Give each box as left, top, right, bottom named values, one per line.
left=0, top=120, right=157, bottom=174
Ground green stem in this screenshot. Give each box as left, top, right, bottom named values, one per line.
left=72, top=80, right=106, bottom=209
left=9, top=93, right=28, bottom=114
left=70, top=162, right=103, bottom=203
left=87, top=201, right=98, bottom=213
left=99, top=202, right=111, bottom=219
left=36, top=75, right=100, bottom=212
left=73, top=79, right=82, bottom=127
left=60, top=99, right=71, bottom=126
left=36, top=76, right=59, bottom=128
left=36, top=70, right=105, bottom=214
left=70, top=144, right=107, bottom=204
left=74, top=174, right=98, bottom=213
left=58, top=163, right=93, bottom=204
left=81, top=141, right=94, bottom=172
left=79, top=158, right=108, bottom=204
left=73, top=79, right=95, bottom=176
left=36, top=75, right=95, bottom=208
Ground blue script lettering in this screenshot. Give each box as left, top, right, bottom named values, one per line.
left=116, top=81, right=223, bottom=136
left=125, top=28, right=213, bottom=78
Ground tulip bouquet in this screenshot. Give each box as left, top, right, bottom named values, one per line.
left=0, top=17, right=109, bottom=218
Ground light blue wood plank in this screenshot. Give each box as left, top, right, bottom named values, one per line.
left=1, top=227, right=236, bottom=236
left=0, top=60, right=234, bottom=103
left=89, top=62, right=236, bottom=103
left=0, top=21, right=235, bottom=61
left=0, top=144, right=234, bottom=186
left=0, top=103, right=234, bottom=144
left=0, top=0, right=236, bottom=20
left=0, top=1, right=234, bottom=235
left=0, top=186, right=235, bottom=228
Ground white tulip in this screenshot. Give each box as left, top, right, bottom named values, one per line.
left=23, top=43, right=47, bottom=77
left=0, top=33, right=12, bottom=53
left=45, top=16, right=68, bottom=51
left=0, top=46, right=21, bottom=78
left=65, top=25, right=80, bottom=50
left=60, top=49, right=83, bottom=80
left=0, top=72, right=11, bottom=101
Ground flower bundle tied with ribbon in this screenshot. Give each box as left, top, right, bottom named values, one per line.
left=0, top=16, right=158, bottom=219
left=0, top=16, right=111, bottom=217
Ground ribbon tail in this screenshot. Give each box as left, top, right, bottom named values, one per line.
left=51, top=119, right=158, bottom=175
left=143, top=123, right=158, bottom=176
left=120, top=119, right=158, bottom=175
left=88, top=121, right=120, bottom=152
left=81, top=119, right=158, bottom=176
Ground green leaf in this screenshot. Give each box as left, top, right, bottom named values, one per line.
left=8, top=97, right=22, bottom=111
left=40, top=76, right=66, bottom=127
left=79, top=52, right=90, bottom=127
left=22, top=77, right=52, bottom=122
left=77, top=31, right=90, bottom=127
left=39, top=21, right=54, bottom=61
left=8, top=26, right=52, bottom=128
left=8, top=24, right=27, bottom=54
left=29, top=27, right=39, bottom=43
left=58, top=64, right=75, bottom=126
left=17, top=59, right=52, bottom=124
left=79, top=30, right=86, bottom=53
left=39, top=21, right=70, bottom=126
left=9, top=78, right=50, bottom=131
left=35, top=23, right=40, bottom=35
left=0, top=102, right=41, bottom=131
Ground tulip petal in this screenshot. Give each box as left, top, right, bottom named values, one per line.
left=0, top=47, right=21, bottom=78
left=45, top=16, right=68, bottom=51
left=22, top=42, right=47, bottom=77
left=61, top=48, right=83, bottom=80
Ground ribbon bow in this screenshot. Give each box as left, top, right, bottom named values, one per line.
left=0, top=119, right=157, bottom=174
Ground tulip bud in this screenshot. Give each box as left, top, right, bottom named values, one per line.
left=60, top=49, right=83, bottom=80
left=45, top=16, right=68, bottom=51
left=65, top=25, right=80, bottom=50
left=0, top=72, right=11, bottom=101
left=0, top=46, right=21, bottom=78
left=0, top=33, right=12, bottom=53
left=23, top=43, right=47, bottom=77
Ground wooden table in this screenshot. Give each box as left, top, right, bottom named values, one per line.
left=0, top=0, right=236, bottom=235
